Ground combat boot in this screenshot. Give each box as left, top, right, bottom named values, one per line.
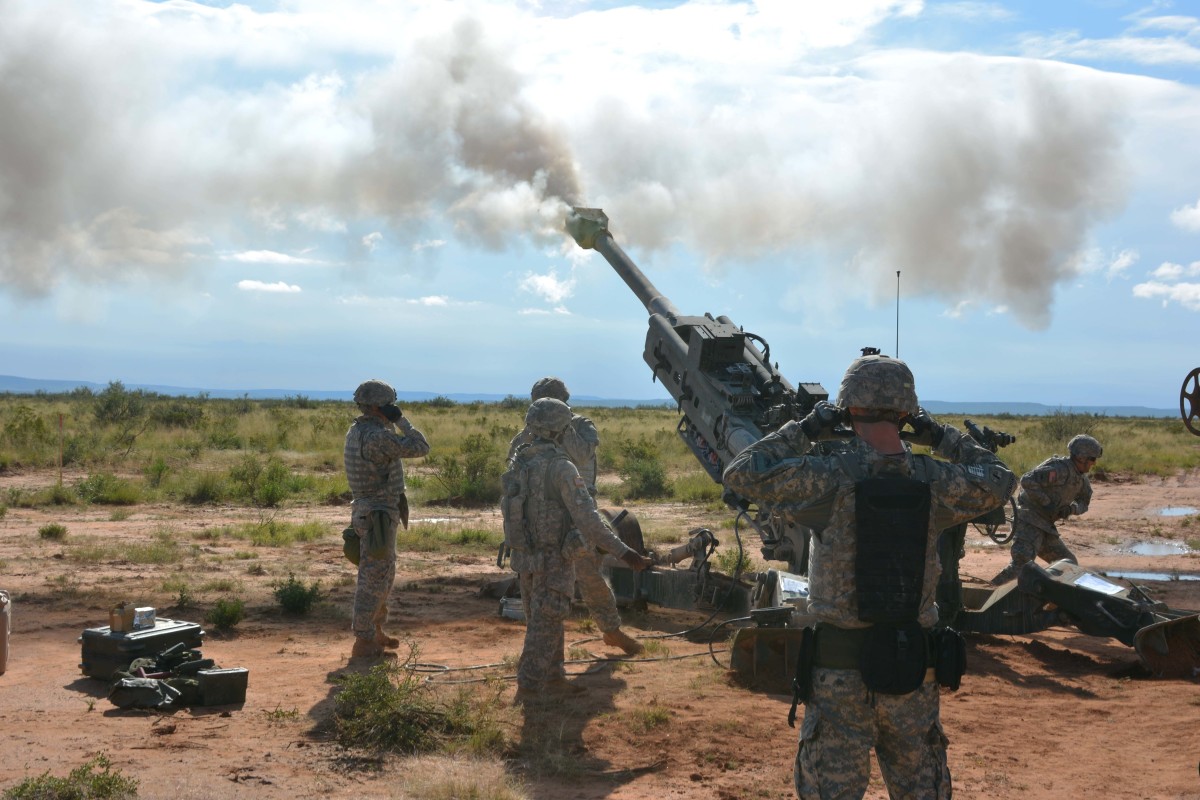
left=603, top=629, right=645, bottom=656
left=350, top=636, right=384, bottom=659
left=374, top=625, right=400, bottom=649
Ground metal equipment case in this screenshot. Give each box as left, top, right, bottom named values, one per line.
left=79, top=618, right=205, bottom=680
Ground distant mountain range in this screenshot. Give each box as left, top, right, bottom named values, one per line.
left=0, top=374, right=1179, bottom=417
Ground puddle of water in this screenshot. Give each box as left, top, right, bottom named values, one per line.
left=1124, top=541, right=1191, bottom=556
left=1104, top=570, right=1200, bottom=582
left=1159, top=506, right=1198, bottom=517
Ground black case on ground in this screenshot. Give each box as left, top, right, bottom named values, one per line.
left=79, top=618, right=205, bottom=680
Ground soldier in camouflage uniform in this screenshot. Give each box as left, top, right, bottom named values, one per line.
left=508, top=377, right=644, bottom=656
left=991, top=434, right=1102, bottom=585
left=508, top=398, right=652, bottom=703
left=723, top=354, right=1015, bottom=800
left=344, top=379, right=430, bottom=659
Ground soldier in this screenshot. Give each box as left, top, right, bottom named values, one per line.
left=344, top=379, right=430, bottom=659
left=506, top=398, right=652, bottom=703
left=722, top=353, right=1015, bottom=800
left=508, top=376, right=644, bottom=656
left=991, top=434, right=1102, bottom=585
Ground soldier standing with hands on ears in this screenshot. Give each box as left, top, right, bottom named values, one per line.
left=723, top=352, right=1015, bottom=800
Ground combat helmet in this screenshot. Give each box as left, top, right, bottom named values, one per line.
left=526, top=398, right=573, bottom=438
left=835, top=354, right=918, bottom=416
left=353, top=379, right=397, bottom=407
left=1068, top=434, right=1103, bottom=459
left=531, top=376, right=570, bottom=402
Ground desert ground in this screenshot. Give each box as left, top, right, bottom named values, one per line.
left=2, top=466, right=1199, bottom=800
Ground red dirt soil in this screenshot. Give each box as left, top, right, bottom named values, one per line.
left=2, top=468, right=1199, bottom=799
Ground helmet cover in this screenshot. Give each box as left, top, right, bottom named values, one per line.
left=835, top=355, right=918, bottom=416
left=1067, top=434, right=1103, bottom=459
left=353, top=379, right=397, bottom=406
left=525, top=398, right=573, bottom=438
left=530, top=376, right=570, bottom=402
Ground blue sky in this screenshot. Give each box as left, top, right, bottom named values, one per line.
left=1, top=0, right=1198, bottom=408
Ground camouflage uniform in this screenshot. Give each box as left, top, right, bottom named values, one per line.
left=991, top=454, right=1093, bottom=584
left=509, top=413, right=623, bottom=634
left=344, top=407, right=430, bottom=641
left=723, top=361, right=1014, bottom=800
left=509, top=432, right=636, bottom=694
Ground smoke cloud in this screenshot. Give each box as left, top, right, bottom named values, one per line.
left=0, top=1, right=1135, bottom=330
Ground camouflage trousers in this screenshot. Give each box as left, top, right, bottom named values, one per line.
left=516, top=558, right=575, bottom=691
left=795, top=668, right=950, bottom=800
left=573, top=548, right=622, bottom=633
left=993, top=518, right=1077, bottom=584
left=351, top=509, right=398, bottom=639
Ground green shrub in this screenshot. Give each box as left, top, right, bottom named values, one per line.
left=333, top=646, right=506, bottom=755
left=205, top=597, right=245, bottom=631
left=143, top=456, right=169, bottom=488
left=180, top=471, right=228, bottom=504
left=38, top=523, right=67, bottom=540
left=430, top=433, right=502, bottom=505
left=76, top=472, right=142, bottom=505
left=616, top=437, right=671, bottom=499
left=273, top=573, right=322, bottom=615
left=2, top=753, right=138, bottom=799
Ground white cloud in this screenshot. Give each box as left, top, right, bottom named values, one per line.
left=1132, top=279, right=1200, bottom=310
left=412, top=239, right=446, bottom=252
left=1170, top=198, right=1200, bottom=231
left=411, top=295, right=448, bottom=307
left=224, top=250, right=325, bottom=265
left=929, top=3, right=1013, bottom=23
left=1107, top=248, right=1139, bottom=278
left=519, top=269, right=575, bottom=306
left=362, top=232, right=383, bottom=252
left=942, top=299, right=973, bottom=319
left=237, top=280, right=302, bottom=293
left=1022, top=30, right=1200, bottom=66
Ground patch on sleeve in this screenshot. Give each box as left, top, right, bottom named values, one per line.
left=966, top=464, right=985, bottom=479
left=1045, top=470, right=1058, bottom=484
left=573, top=474, right=586, bottom=490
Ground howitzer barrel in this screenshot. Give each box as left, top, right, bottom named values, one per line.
left=566, top=208, right=680, bottom=319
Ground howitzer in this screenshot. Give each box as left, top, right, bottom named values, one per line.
left=566, top=207, right=826, bottom=573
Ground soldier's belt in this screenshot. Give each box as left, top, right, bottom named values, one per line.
left=813, top=623, right=935, bottom=670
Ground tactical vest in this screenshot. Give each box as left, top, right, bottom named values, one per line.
left=838, top=454, right=933, bottom=624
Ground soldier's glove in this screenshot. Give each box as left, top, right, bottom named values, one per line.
left=1069, top=502, right=1082, bottom=516
left=907, top=407, right=946, bottom=448
left=620, top=551, right=653, bottom=572
left=381, top=403, right=404, bottom=423
left=799, top=401, right=845, bottom=441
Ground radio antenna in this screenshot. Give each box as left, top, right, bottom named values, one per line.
left=895, top=271, right=900, bottom=358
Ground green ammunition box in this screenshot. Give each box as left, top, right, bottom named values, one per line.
left=197, top=667, right=249, bottom=706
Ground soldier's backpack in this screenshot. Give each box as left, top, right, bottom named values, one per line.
left=500, top=449, right=535, bottom=554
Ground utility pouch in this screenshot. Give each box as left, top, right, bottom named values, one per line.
left=788, top=626, right=817, bottom=728
left=364, top=510, right=395, bottom=561
left=560, top=528, right=589, bottom=562
left=398, top=493, right=410, bottom=530
left=342, top=526, right=360, bottom=566
left=859, top=622, right=928, bottom=695
left=933, top=626, right=967, bottom=690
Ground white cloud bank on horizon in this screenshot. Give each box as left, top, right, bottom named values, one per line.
left=1, top=0, right=1198, bottom=329
left=237, top=279, right=302, bottom=293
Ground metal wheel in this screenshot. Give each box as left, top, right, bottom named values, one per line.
left=973, top=496, right=1017, bottom=545
left=1181, top=367, right=1200, bottom=436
